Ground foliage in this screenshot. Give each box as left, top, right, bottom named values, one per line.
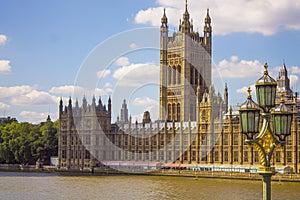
left=0, top=119, right=58, bottom=165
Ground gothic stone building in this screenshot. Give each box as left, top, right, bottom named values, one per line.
left=58, top=4, right=300, bottom=173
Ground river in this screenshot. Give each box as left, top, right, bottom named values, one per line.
left=0, top=172, right=299, bottom=200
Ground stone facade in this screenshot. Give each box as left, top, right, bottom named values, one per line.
left=58, top=3, right=300, bottom=173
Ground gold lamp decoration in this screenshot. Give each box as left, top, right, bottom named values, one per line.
left=238, top=62, right=293, bottom=200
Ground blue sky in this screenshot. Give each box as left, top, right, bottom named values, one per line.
left=0, top=0, right=300, bottom=123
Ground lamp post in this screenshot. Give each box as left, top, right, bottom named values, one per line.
left=238, top=63, right=293, bottom=200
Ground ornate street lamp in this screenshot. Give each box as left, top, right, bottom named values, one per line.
left=239, top=87, right=261, bottom=139
left=238, top=63, right=293, bottom=200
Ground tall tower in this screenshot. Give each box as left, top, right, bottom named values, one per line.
left=120, top=99, right=129, bottom=123
left=159, top=8, right=168, bottom=120
left=277, top=63, right=293, bottom=99
left=159, top=1, right=212, bottom=121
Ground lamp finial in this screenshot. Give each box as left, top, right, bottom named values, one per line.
left=264, top=62, right=269, bottom=75
left=280, top=91, right=285, bottom=103
left=247, top=86, right=252, bottom=99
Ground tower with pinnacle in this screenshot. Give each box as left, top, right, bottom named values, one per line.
left=159, top=1, right=212, bottom=121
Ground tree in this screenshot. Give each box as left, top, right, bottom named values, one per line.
left=0, top=119, right=59, bottom=165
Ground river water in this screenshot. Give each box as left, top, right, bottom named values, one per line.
left=0, top=172, right=299, bottom=200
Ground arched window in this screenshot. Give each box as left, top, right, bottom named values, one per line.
left=172, top=103, right=176, bottom=120
left=172, top=66, right=176, bottom=85
left=202, top=111, right=206, bottom=121
left=168, top=104, right=171, bottom=120
left=177, top=103, right=180, bottom=121
left=177, top=66, right=181, bottom=84
left=195, top=69, right=198, bottom=85
left=190, top=67, right=194, bottom=85
left=168, top=67, right=171, bottom=85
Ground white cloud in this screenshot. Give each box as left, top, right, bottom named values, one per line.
left=0, top=85, right=35, bottom=99
left=129, top=43, right=138, bottom=49
left=0, top=34, right=7, bottom=46
left=113, top=62, right=159, bottom=86
left=0, top=60, right=11, bottom=74
left=132, top=96, right=158, bottom=107
left=134, top=0, right=300, bottom=35
left=19, top=111, right=51, bottom=124
left=49, top=85, right=79, bottom=95
left=290, top=75, right=299, bottom=89
left=10, top=90, right=58, bottom=106
left=113, top=56, right=159, bottom=87
left=0, top=102, right=10, bottom=110
left=290, top=66, right=300, bottom=74
left=96, top=69, right=111, bottom=78
left=50, top=84, right=113, bottom=97
left=114, top=56, right=130, bottom=66
left=131, top=97, right=159, bottom=122
left=236, top=84, right=255, bottom=94
left=216, top=56, right=262, bottom=78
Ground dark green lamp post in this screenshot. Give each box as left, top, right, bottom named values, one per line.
left=239, top=63, right=293, bottom=200
left=239, top=87, right=261, bottom=139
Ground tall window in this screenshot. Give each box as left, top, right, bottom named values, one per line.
left=224, top=151, right=228, bottom=162
left=233, top=134, right=238, bottom=145
left=287, top=151, right=292, bottom=163
left=202, top=111, right=206, bottom=121
left=85, top=150, right=90, bottom=159
left=177, top=103, right=180, bottom=121
left=168, top=104, right=171, bottom=120
left=214, top=151, right=219, bottom=161
left=233, top=151, right=238, bottom=162
left=276, top=151, right=280, bottom=163
left=168, top=67, right=171, bottom=85
left=172, top=103, right=176, bottom=120
left=254, top=151, right=259, bottom=162
left=190, top=67, right=194, bottom=84
left=177, top=66, right=181, bottom=84
left=172, top=66, right=176, bottom=85
left=195, top=69, right=198, bottom=85
left=224, top=134, right=228, bottom=145
left=244, top=151, right=248, bottom=162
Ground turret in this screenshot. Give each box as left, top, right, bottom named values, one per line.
left=82, top=96, right=87, bottom=111
left=181, top=0, right=191, bottom=34
left=224, top=83, right=228, bottom=112
left=59, top=98, right=63, bottom=116
left=160, top=8, right=168, bottom=120
left=203, top=9, right=212, bottom=55
left=120, top=99, right=129, bottom=123
left=108, top=96, right=111, bottom=116
left=91, top=95, right=96, bottom=110
left=68, top=97, right=72, bottom=111
left=196, top=85, right=201, bottom=124
left=277, top=63, right=293, bottom=99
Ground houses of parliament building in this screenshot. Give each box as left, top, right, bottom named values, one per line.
left=58, top=3, right=300, bottom=173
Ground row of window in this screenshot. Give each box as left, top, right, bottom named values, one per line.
left=61, top=133, right=296, bottom=149
left=61, top=148, right=299, bottom=164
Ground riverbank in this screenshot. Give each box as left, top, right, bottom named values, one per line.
left=1, top=164, right=300, bottom=182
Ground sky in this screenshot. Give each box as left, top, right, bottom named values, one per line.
left=0, top=0, right=300, bottom=123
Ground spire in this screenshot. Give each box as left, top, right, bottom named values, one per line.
left=82, top=95, right=87, bottom=111
left=75, top=99, right=79, bottom=108
left=205, top=8, right=211, bottom=24
left=184, top=0, right=189, bottom=18
left=181, top=0, right=191, bottom=33
left=59, top=97, right=63, bottom=114
left=98, top=96, right=102, bottom=106
left=161, top=8, right=168, bottom=27
left=224, top=83, right=229, bottom=112
left=68, top=97, right=72, bottom=113
left=108, top=96, right=112, bottom=115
